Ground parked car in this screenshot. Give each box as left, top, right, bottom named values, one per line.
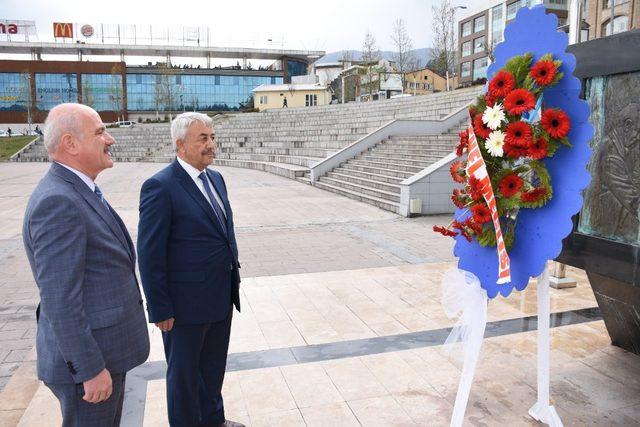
left=114, top=120, right=136, bottom=128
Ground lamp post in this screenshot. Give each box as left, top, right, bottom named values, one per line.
left=448, top=5, right=467, bottom=91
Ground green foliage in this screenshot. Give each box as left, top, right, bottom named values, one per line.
left=504, top=52, right=533, bottom=87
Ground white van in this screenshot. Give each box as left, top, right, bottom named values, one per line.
left=114, top=120, right=136, bottom=128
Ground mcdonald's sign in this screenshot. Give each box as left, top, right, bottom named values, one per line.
left=53, top=22, right=73, bottom=38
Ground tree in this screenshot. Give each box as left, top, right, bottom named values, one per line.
left=109, top=64, right=125, bottom=122
left=361, top=31, right=382, bottom=100
left=154, top=64, right=183, bottom=121
left=18, top=72, right=34, bottom=131
left=391, top=18, right=417, bottom=91
left=430, top=0, right=457, bottom=77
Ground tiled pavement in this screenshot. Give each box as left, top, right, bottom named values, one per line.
left=0, top=162, right=639, bottom=426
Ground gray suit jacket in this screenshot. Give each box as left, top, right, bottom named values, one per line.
left=23, top=162, right=150, bottom=384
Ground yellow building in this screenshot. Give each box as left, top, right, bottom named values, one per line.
left=252, top=84, right=331, bottom=112
left=403, top=68, right=450, bottom=94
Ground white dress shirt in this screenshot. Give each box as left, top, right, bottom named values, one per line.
left=56, top=162, right=96, bottom=192
left=176, top=156, right=227, bottom=217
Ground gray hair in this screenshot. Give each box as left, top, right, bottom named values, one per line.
left=170, top=112, right=213, bottom=149
left=43, top=103, right=92, bottom=155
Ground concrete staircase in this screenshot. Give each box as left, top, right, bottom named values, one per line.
left=146, top=86, right=482, bottom=179
left=313, top=134, right=460, bottom=214
left=14, top=123, right=173, bottom=163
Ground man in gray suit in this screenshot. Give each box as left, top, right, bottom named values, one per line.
left=23, top=103, right=150, bottom=426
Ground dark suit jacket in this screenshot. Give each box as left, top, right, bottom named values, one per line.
left=23, top=163, right=150, bottom=384
left=137, top=159, right=241, bottom=325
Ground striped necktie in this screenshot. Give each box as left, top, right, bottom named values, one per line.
left=198, top=172, right=227, bottom=235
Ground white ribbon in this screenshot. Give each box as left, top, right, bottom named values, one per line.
left=441, top=268, right=488, bottom=427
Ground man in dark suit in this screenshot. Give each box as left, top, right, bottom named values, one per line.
left=22, top=103, right=150, bottom=426
left=137, top=112, right=243, bottom=427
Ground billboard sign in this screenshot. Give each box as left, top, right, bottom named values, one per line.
left=53, top=22, right=73, bottom=38
left=80, top=24, right=94, bottom=37
left=0, top=20, right=37, bottom=36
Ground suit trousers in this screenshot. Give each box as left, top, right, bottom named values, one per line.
left=162, top=307, right=233, bottom=427
left=46, top=372, right=127, bottom=427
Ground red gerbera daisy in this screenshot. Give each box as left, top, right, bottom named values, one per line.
left=530, top=60, right=557, bottom=86
left=498, top=173, right=523, bottom=197
left=433, top=225, right=458, bottom=237
left=471, top=203, right=492, bottom=224
left=541, top=108, right=571, bottom=139
left=521, top=187, right=547, bottom=203
left=465, top=217, right=483, bottom=235
left=456, top=129, right=469, bottom=157
left=488, top=70, right=516, bottom=98
left=468, top=106, right=479, bottom=118
left=505, top=121, right=533, bottom=148
left=504, top=88, right=536, bottom=115
left=451, top=188, right=467, bottom=209
left=473, top=113, right=491, bottom=139
left=528, top=136, right=549, bottom=160
left=504, top=142, right=530, bottom=159
left=484, top=93, right=496, bottom=107
left=467, top=176, right=483, bottom=201
left=450, top=161, right=466, bottom=183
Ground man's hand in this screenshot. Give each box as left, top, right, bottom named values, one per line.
left=83, top=368, right=112, bottom=404
left=155, top=317, right=175, bottom=332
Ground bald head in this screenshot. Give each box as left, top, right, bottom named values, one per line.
left=43, top=103, right=116, bottom=180
left=44, top=103, right=97, bottom=156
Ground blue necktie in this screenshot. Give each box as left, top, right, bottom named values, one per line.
left=94, top=185, right=110, bottom=209
left=198, top=172, right=227, bottom=236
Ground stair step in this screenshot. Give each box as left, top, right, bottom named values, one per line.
left=327, top=172, right=401, bottom=193
left=318, top=177, right=400, bottom=203
left=313, top=181, right=400, bottom=214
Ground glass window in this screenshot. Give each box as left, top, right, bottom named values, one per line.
left=544, top=0, right=568, bottom=10
left=474, top=16, right=485, bottom=33
left=461, top=62, right=471, bottom=78
left=35, top=73, right=78, bottom=111
left=491, top=5, right=505, bottom=44
left=0, top=73, right=30, bottom=111
left=286, top=59, right=307, bottom=78
left=580, top=28, right=589, bottom=42
left=462, top=41, right=472, bottom=57
left=602, top=15, right=629, bottom=36
left=603, top=0, right=630, bottom=8
left=474, top=36, right=486, bottom=54
left=126, top=73, right=283, bottom=112
left=305, top=93, right=317, bottom=107
left=81, top=74, right=124, bottom=112
left=507, top=2, right=519, bottom=20
left=461, top=21, right=472, bottom=37
left=259, top=95, right=267, bottom=105
left=472, top=57, right=488, bottom=80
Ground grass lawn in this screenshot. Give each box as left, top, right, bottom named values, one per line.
left=0, top=136, right=37, bottom=161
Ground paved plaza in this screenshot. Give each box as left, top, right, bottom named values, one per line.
left=0, top=162, right=639, bottom=426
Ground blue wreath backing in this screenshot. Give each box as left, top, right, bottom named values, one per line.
left=453, top=6, right=593, bottom=299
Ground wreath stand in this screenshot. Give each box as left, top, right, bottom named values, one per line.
left=448, top=264, right=564, bottom=427
left=528, top=265, right=563, bottom=426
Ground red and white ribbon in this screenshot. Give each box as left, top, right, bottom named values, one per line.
left=465, top=121, right=511, bottom=284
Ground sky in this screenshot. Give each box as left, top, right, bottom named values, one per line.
left=0, top=0, right=488, bottom=54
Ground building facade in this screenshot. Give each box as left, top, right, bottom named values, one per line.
left=457, top=0, right=640, bottom=86
left=403, top=68, right=449, bottom=94
left=252, top=83, right=331, bottom=111
left=0, top=59, right=285, bottom=123
left=457, top=0, right=570, bottom=86
left=582, top=0, right=640, bottom=39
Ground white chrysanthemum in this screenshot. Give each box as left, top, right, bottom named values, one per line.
left=482, top=104, right=506, bottom=130
left=485, top=130, right=506, bottom=157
